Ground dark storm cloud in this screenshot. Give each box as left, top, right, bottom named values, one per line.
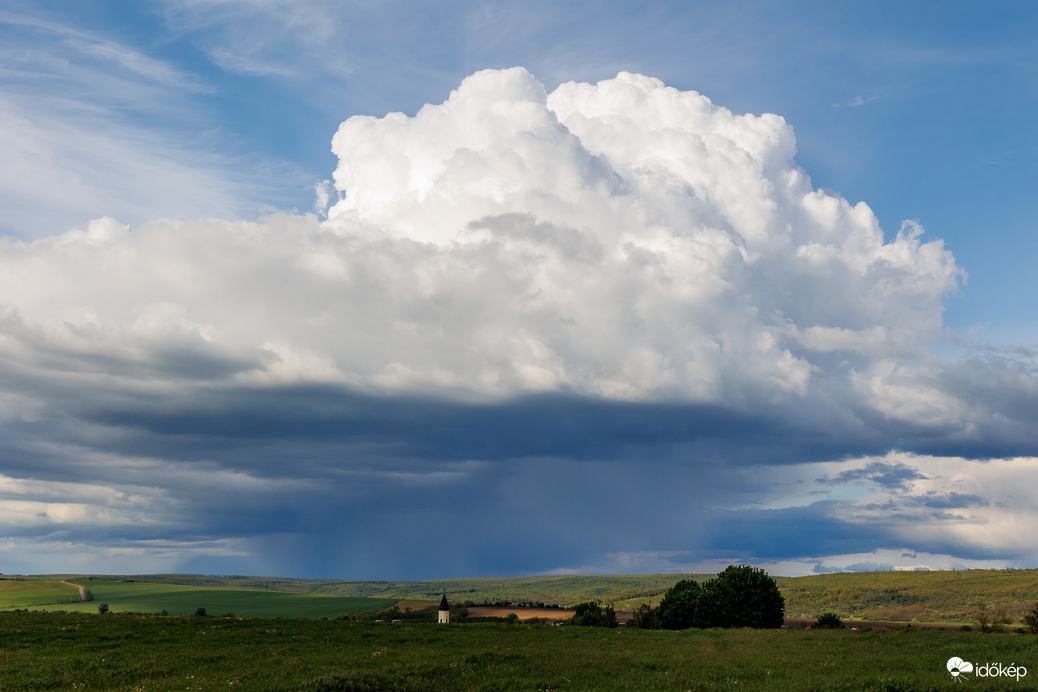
left=701, top=504, right=892, bottom=560
left=1, top=385, right=1035, bottom=576
left=70, top=368, right=1038, bottom=471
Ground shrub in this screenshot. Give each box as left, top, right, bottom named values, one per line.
left=1023, top=603, right=1038, bottom=635
left=570, top=602, right=617, bottom=628
left=97, top=603, right=110, bottom=615
left=973, top=602, right=1012, bottom=633
left=991, top=609, right=1013, bottom=632
left=628, top=602, right=657, bottom=629
left=815, top=612, right=844, bottom=629
left=195, top=607, right=207, bottom=617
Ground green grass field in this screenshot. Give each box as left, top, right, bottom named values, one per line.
left=0, top=578, right=82, bottom=607
left=1, top=580, right=395, bottom=618
left=1, top=610, right=1035, bottom=691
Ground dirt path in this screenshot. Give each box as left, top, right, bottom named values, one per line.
left=59, top=580, right=88, bottom=602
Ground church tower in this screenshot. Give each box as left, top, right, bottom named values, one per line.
left=438, top=593, right=450, bottom=624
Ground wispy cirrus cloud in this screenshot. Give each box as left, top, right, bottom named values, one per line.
left=832, top=95, right=879, bottom=108
left=0, top=8, right=310, bottom=239
left=0, top=9, right=211, bottom=93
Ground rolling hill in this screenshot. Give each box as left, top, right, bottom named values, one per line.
left=22, top=568, right=1038, bottom=624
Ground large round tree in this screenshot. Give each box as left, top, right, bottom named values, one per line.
left=704, top=565, right=785, bottom=629
left=655, top=565, right=785, bottom=629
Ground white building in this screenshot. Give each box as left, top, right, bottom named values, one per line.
left=438, top=593, right=450, bottom=624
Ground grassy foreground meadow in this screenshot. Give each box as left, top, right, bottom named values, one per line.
left=2, top=610, right=1036, bottom=691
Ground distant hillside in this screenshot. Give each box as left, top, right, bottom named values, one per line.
left=54, top=573, right=697, bottom=607
left=43, top=568, right=1038, bottom=624
left=776, top=569, right=1038, bottom=623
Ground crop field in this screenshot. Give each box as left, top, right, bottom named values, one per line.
left=0, top=580, right=395, bottom=618
left=2, top=610, right=1036, bottom=691
left=0, top=578, right=82, bottom=607
left=465, top=605, right=576, bottom=621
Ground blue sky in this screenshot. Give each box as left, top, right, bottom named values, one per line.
left=1, top=1, right=1037, bottom=579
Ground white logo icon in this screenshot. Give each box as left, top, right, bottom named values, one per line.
left=948, top=657, right=973, bottom=682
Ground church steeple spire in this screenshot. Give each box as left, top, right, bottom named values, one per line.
left=438, top=593, right=450, bottom=623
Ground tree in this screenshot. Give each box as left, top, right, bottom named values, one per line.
left=97, top=603, right=110, bottom=615
left=704, top=565, right=785, bottom=629
left=194, top=607, right=207, bottom=617
left=601, top=605, right=618, bottom=628
left=974, top=601, right=991, bottom=632
left=655, top=566, right=785, bottom=630
left=655, top=579, right=706, bottom=630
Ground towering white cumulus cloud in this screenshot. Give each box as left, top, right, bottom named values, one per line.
left=325, top=67, right=961, bottom=401
left=0, top=68, right=961, bottom=409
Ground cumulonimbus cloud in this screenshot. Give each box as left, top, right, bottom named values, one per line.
left=0, top=68, right=963, bottom=414
left=2, top=67, right=1036, bottom=578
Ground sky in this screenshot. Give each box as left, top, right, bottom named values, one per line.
left=1, top=0, right=1036, bottom=579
